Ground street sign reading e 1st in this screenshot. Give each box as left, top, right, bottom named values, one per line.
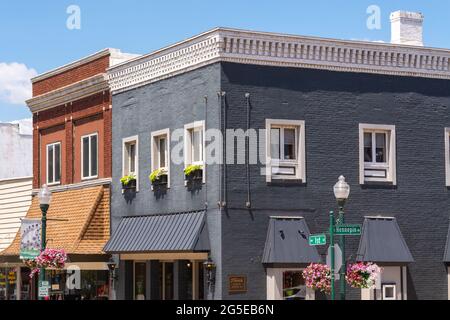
left=309, top=234, right=327, bottom=246
left=334, top=224, right=362, bottom=236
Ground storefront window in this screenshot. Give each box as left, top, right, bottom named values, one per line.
left=20, top=268, right=32, bottom=300
left=134, top=262, right=146, bottom=300
left=44, top=269, right=109, bottom=300
left=0, top=267, right=18, bottom=300
left=283, top=271, right=306, bottom=300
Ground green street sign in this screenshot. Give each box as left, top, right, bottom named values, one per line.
left=334, top=224, right=362, bottom=236
left=309, top=234, right=327, bottom=246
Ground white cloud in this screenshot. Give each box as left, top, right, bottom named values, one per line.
left=0, top=62, right=37, bottom=105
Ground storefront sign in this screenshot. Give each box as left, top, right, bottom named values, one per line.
left=20, top=219, right=41, bottom=260
left=38, top=281, right=50, bottom=298
left=228, top=275, right=247, bottom=294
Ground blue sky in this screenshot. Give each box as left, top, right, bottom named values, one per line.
left=1, top=0, right=449, bottom=122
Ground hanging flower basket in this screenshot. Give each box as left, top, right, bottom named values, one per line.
left=346, top=262, right=381, bottom=289
left=22, top=249, right=68, bottom=279
left=302, top=263, right=331, bottom=294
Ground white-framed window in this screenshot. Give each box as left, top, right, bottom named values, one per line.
left=445, top=128, right=450, bottom=186
left=265, top=119, right=306, bottom=182
left=123, top=135, right=139, bottom=189
left=266, top=268, right=315, bottom=300
left=359, top=124, right=396, bottom=185
left=382, top=284, right=397, bottom=301
left=46, top=142, right=61, bottom=185
left=151, top=128, right=170, bottom=188
left=184, top=121, right=205, bottom=182
left=81, top=133, right=98, bottom=180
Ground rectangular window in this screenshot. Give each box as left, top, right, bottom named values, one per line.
left=124, top=141, right=137, bottom=175
left=123, top=136, right=139, bottom=190
left=46, top=142, right=61, bottom=185
left=184, top=121, right=205, bottom=183
left=382, top=284, right=397, bottom=300
left=81, top=133, right=98, bottom=180
left=191, top=128, right=203, bottom=164
left=151, top=129, right=170, bottom=188
left=266, top=119, right=305, bottom=182
left=134, top=262, right=146, bottom=300
left=359, top=124, right=396, bottom=185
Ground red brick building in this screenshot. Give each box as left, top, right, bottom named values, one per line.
left=0, top=49, right=138, bottom=300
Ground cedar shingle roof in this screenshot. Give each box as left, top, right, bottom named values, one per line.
left=0, top=186, right=110, bottom=256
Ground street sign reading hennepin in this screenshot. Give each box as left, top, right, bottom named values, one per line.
left=334, top=224, right=361, bottom=235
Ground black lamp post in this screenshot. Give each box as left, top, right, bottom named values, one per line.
left=333, top=175, right=350, bottom=301
left=37, top=185, right=52, bottom=300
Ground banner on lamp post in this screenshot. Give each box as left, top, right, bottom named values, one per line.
left=20, top=219, right=41, bottom=260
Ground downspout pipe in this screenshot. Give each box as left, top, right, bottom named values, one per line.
left=245, top=93, right=251, bottom=209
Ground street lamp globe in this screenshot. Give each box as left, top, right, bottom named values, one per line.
left=38, top=184, right=52, bottom=206
left=333, top=175, right=350, bottom=205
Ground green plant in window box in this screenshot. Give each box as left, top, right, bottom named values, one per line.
left=120, top=173, right=136, bottom=189
left=184, top=164, right=203, bottom=180
left=149, top=168, right=168, bottom=185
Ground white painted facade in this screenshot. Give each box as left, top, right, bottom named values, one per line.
left=0, top=176, right=32, bottom=251
left=0, top=119, right=32, bottom=180
left=390, top=11, right=424, bottom=47
left=361, top=266, right=408, bottom=300
left=266, top=268, right=315, bottom=300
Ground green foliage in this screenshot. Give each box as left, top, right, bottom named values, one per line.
left=120, top=173, right=136, bottom=186
left=149, top=168, right=168, bottom=183
left=184, top=164, right=202, bottom=176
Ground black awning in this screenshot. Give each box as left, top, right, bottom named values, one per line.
left=444, top=221, right=450, bottom=263
left=356, top=217, right=413, bottom=264
left=262, top=217, right=321, bottom=265
left=104, top=211, right=209, bottom=253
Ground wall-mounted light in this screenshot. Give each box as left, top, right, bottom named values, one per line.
left=107, top=258, right=118, bottom=281
left=203, top=257, right=216, bottom=289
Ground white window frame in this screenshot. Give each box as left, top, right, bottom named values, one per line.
left=445, top=128, right=450, bottom=186
left=81, top=132, right=99, bottom=181
left=265, top=119, right=306, bottom=183
left=184, top=121, right=205, bottom=183
left=359, top=124, right=396, bottom=185
left=122, top=135, right=139, bottom=191
left=46, top=142, right=61, bottom=186
left=382, top=284, right=397, bottom=301
left=151, top=128, right=171, bottom=189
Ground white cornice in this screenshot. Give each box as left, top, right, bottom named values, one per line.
left=26, top=74, right=109, bottom=113
left=108, top=28, right=450, bottom=94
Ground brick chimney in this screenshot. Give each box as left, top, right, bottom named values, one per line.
left=390, top=11, right=424, bottom=46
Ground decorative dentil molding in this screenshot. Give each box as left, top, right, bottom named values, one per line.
left=107, top=28, right=450, bottom=94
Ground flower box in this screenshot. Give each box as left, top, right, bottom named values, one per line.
left=122, top=179, right=136, bottom=190
left=152, top=174, right=168, bottom=186
left=185, top=169, right=203, bottom=181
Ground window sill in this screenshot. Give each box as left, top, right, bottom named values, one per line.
left=267, top=179, right=305, bottom=187
left=361, top=181, right=396, bottom=189
left=81, top=176, right=99, bottom=182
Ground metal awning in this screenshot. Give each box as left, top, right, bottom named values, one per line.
left=262, top=217, right=321, bottom=265
left=103, top=211, right=209, bottom=253
left=444, top=221, right=450, bottom=263
left=356, top=217, right=414, bottom=264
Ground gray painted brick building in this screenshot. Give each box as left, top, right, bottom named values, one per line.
left=105, top=14, right=450, bottom=300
